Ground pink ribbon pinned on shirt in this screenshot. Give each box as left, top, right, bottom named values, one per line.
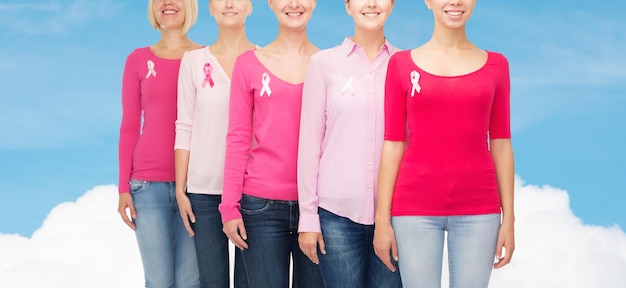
left=260, top=72, right=271, bottom=97
left=202, top=63, right=214, bottom=88
left=410, top=70, right=421, bottom=97
left=146, top=60, right=157, bottom=79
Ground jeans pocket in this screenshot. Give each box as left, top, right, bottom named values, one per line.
left=129, top=179, right=149, bottom=195
left=240, top=194, right=271, bottom=215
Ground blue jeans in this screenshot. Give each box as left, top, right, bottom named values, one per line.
left=239, top=194, right=324, bottom=288
left=392, top=214, right=501, bottom=288
left=188, top=193, right=248, bottom=288
left=318, top=208, right=402, bottom=288
left=130, top=180, right=200, bottom=288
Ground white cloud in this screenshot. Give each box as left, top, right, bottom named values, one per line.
left=0, top=185, right=143, bottom=287
left=1, top=179, right=625, bottom=287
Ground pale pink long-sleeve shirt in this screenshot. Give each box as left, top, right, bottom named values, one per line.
left=118, top=47, right=179, bottom=193
left=297, top=38, right=399, bottom=233
left=175, top=47, right=237, bottom=195
left=219, top=50, right=306, bottom=223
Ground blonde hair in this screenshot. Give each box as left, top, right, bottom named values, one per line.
left=147, top=0, right=198, bottom=34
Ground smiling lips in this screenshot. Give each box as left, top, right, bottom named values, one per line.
left=285, top=12, right=304, bottom=17
left=362, top=12, right=381, bottom=18
left=163, top=9, right=178, bottom=15
left=445, top=10, right=464, bottom=17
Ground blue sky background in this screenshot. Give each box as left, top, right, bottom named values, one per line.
left=0, top=0, right=624, bottom=237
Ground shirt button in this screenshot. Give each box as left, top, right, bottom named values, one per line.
left=367, top=184, right=373, bottom=189
left=369, top=90, right=374, bottom=94
left=369, top=137, right=374, bottom=142
left=368, top=161, right=373, bottom=165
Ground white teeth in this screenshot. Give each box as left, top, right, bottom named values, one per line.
left=286, top=12, right=302, bottom=16
left=163, top=10, right=177, bottom=15
left=363, top=12, right=379, bottom=17
left=446, top=11, right=463, bottom=16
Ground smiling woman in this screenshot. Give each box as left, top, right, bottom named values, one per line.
left=117, top=0, right=202, bottom=287
left=218, top=0, right=324, bottom=287
left=373, top=0, right=515, bottom=287
left=296, top=0, right=403, bottom=287
left=174, top=0, right=256, bottom=287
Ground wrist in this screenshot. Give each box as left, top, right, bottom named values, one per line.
left=375, top=214, right=392, bottom=225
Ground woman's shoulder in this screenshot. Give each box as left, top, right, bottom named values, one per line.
left=486, top=51, right=509, bottom=65
left=126, top=46, right=152, bottom=59
left=182, top=46, right=211, bottom=61
left=390, top=49, right=413, bottom=61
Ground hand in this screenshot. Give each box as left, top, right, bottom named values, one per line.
left=223, top=219, right=248, bottom=250
left=374, top=222, right=399, bottom=272
left=298, top=232, right=325, bottom=265
left=117, top=193, right=136, bottom=230
left=493, top=221, right=515, bottom=269
left=176, top=193, right=196, bottom=237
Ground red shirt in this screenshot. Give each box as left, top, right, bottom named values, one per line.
left=384, top=50, right=511, bottom=216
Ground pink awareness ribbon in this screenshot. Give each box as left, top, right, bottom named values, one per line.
left=260, top=72, right=271, bottom=97
left=410, top=70, right=421, bottom=97
left=202, top=63, right=214, bottom=88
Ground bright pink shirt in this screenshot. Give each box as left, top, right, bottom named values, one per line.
left=175, top=47, right=234, bottom=195
left=118, top=47, right=179, bottom=193
left=298, top=38, right=399, bottom=233
left=219, top=50, right=305, bottom=223
left=384, top=50, right=511, bottom=216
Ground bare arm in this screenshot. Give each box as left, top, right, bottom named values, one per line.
left=490, top=138, right=515, bottom=268
left=374, top=140, right=405, bottom=272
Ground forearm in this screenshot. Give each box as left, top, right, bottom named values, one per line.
left=491, top=139, right=515, bottom=223
left=175, top=149, right=190, bottom=196
left=375, top=140, right=405, bottom=225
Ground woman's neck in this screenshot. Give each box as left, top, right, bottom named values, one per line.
left=267, top=27, right=314, bottom=56
left=211, top=26, right=253, bottom=54
left=428, top=25, right=472, bottom=51
left=352, top=27, right=386, bottom=61
left=156, top=29, right=193, bottom=50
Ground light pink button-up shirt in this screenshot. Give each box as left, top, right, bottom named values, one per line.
left=298, top=38, right=399, bottom=233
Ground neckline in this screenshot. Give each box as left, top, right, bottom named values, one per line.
left=408, top=50, right=490, bottom=79
left=146, top=46, right=182, bottom=62
left=204, top=46, right=231, bottom=81
left=251, top=50, right=303, bottom=86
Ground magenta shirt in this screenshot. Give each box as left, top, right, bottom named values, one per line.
left=297, top=38, right=399, bottom=233
left=118, top=47, right=179, bottom=193
left=384, top=50, right=511, bottom=216
left=219, top=50, right=305, bottom=223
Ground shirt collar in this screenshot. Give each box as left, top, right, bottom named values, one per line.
left=341, top=37, right=392, bottom=57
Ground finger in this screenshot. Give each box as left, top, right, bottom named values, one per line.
left=128, top=202, right=137, bottom=220
left=304, top=246, right=319, bottom=264
left=494, top=245, right=513, bottom=269
left=375, top=246, right=394, bottom=272
left=228, top=233, right=248, bottom=250
left=238, top=223, right=248, bottom=241
left=188, top=210, right=196, bottom=224
left=382, top=253, right=395, bottom=272
left=180, top=211, right=195, bottom=237
left=224, top=223, right=249, bottom=250
left=119, top=210, right=136, bottom=230
left=318, top=237, right=326, bottom=255
left=391, top=240, right=399, bottom=262
left=495, top=245, right=503, bottom=262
